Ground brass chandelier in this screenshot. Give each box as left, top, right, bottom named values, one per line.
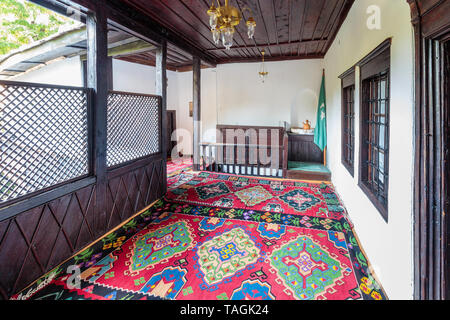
left=207, top=0, right=256, bottom=50
left=259, top=50, right=268, bottom=83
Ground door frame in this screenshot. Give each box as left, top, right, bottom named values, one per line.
left=408, top=0, right=450, bottom=300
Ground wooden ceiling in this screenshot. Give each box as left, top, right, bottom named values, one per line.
left=120, top=0, right=355, bottom=66
left=116, top=42, right=195, bottom=72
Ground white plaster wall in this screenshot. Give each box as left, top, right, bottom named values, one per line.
left=13, top=56, right=83, bottom=86
left=216, top=59, right=324, bottom=129
left=113, top=60, right=219, bottom=157
left=112, top=59, right=179, bottom=110
left=112, top=58, right=157, bottom=94
left=173, top=68, right=218, bottom=156
left=324, top=0, right=414, bottom=299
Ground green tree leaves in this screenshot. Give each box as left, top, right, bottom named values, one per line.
left=0, top=0, right=75, bottom=55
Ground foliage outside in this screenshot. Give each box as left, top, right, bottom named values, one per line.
left=0, top=0, right=75, bottom=55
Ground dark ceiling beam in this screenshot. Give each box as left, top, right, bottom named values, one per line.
left=156, top=0, right=232, bottom=60
left=313, top=0, right=340, bottom=54
left=296, top=0, right=308, bottom=56
left=217, top=53, right=324, bottom=65
left=116, top=56, right=179, bottom=72
left=307, top=0, right=327, bottom=55
left=252, top=0, right=275, bottom=57
left=206, top=39, right=328, bottom=53
left=68, top=0, right=217, bottom=66
left=62, top=0, right=354, bottom=66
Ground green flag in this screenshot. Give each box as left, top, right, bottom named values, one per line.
left=314, top=72, right=327, bottom=151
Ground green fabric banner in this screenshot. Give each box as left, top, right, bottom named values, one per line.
left=314, top=72, right=327, bottom=151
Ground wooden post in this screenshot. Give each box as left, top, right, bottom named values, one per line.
left=156, top=39, right=168, bottom=193
left=86, top=3, right=108, bottom=236
left=324, top=146, right=327, bottom=166
left=193, top=56, right=201, bottom=171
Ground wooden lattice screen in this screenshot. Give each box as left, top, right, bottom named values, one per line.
left=106, top=91, right=161, bottom=167
left=0, top=81, right=165, bottom=299
left=0, top=81, right=89, bottom=203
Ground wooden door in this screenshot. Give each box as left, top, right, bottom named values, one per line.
left=167, top=110, right=177, bottom=158
left=409, top=0, right=450, bottom=299
left=445, top=40, right=450, bottom=299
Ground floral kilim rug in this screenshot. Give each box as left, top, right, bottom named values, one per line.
left=166, top=172, right=345, bottom=220
left=167, top=158, right=193, bottom=177
left=11, top=171, right=387, bottom=301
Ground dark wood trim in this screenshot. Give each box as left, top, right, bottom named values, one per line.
left=46, top=0, right=354, bottom=65
left=286, top=170, right=331, bottom=182
left=206, top=39, right=328, bottom=53
left=356, top=38, right=392, bottom=68
left=357, top=41, right=391, bottom=223
left=107, top=56, right=113, bottom=91
left=103, top=0, right=217, bottom=67
left=0, top=0, right=168, bottom=299
left=0, top=176, right=96, bottom=222
left=167, top=110, right=177, bottom=158
left=408, top=0, right=450, bottom=300
left=107, top=90, right=161, bottom=99
left=218, top=54, right=325, bottom=65
left=192, top=56, right=201, bottom=171
left=287, top=133, right=324, bottom=164
left=86, top=5, right=109, bottom=234
left=107, top=153, right=164, bottom=179
left=339, top=69, right=355, bottom=177
left=29, top=0, right=88, bottom=22
left=339, top=67, right=355, bottom=87
left=0, top=79, right=87, bottom=91
left=156, top=39, right=168, bottom=193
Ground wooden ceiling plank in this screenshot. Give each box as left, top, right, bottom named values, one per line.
left=118, top=0, right=220, bottom=59
left=320, top=0, right=354, bottom=55
left=313, top=0, right=339, bottom=54
left=318, top=0, right=342, bottom=43
left=164, top=49, right=189, bottom=63
left=196, top=0, right=251, bottom=58
left=100, top=0, right=354, bottom=64
left=271, top=0, right=283, bottom=55
left=173, top=0, right=249, bottom=59
left=219, top=53, right=323, bottom=64
left=311, top=0, right=328, bottom=40
left=207, top=39, right=326, bottom=53
left=305, top=0, right=327, bottom=55
left=252, top=0, right=277, bottom=57
left=296, top=0, right=308, bottom=56
left=156, top=0, right=233, bottom=60
left=273, top=0, right=291, bottom=55
left=102, top=0, right=217, bottom=66
left=230, top=0, right=266, bottom=57
left=167, top=43, right=193, bottom=61
left=301, top=0, right=324, bottom=55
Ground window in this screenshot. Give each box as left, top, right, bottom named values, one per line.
left=358, top=39, right=391, bottom=221
left=339, top=68, right=355, bottom=176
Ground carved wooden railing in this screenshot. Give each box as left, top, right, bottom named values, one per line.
left=199, top=139, right=288, bottom=178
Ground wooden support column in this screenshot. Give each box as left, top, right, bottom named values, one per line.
left=156, top=39, right=168, bottom=193
left=86, top=3, right=108, bottom=236
left=193, top=56, right=201, bottom=171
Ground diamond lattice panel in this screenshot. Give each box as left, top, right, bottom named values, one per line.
left=0, top=82, right=89, bottom=203
left=107, top=92, right=160, bottom=167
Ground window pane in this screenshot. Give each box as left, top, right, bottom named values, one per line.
left=361, top=71, right=389, bottom=211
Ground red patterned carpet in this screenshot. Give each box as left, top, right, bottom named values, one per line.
left=166, top=172, right=344, bottom=220
left=167, top=158, right=192, bottom=176
left=11, top=165, right=386, bottom=301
